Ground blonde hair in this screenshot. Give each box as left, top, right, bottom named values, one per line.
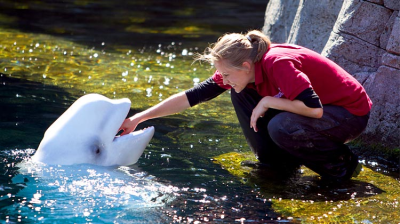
left=194, top=30, right=271, bottom=70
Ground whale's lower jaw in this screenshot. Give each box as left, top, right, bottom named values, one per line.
left=97, top=127, right=155, bottom=166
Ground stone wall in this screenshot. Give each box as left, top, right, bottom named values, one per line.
left=263, top=0, right=400, bottom=149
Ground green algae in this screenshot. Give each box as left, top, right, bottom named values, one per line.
left=0, top=28, right=197, bottom=103
left=125, top=24, right=219, bottom=37
left=213, top=151, right=400, bottom=223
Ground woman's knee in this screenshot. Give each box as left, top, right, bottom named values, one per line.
left=267, top=113, right=309, bottom=149
left=267, top=113, right=289, bottom=146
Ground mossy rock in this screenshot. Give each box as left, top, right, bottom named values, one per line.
left=213, top=152, right=400, bottom=223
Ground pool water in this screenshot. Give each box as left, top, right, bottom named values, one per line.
left=8, top=149, right=175, bottom=223
left=0, top=0, right=399, bottom=223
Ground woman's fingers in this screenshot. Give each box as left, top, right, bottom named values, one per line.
left=250, top=108, right=266, bottom=132
left=250, top=113, right=259, bottom=132
left=251, top=97, right=269, bottom=132
left=118, top=118, right=136, bottom=136
left=119, top=128, right=129, bottom=136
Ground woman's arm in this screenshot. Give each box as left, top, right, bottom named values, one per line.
left=119, top=76, right=227, bottom=135
left=119, top=91, right=190, bottom=135
left=250, top=96, right=323, bottom=132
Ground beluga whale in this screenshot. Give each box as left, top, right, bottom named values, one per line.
left=32, top=93, right=154, bottom=166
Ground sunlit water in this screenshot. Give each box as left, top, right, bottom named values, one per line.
left=5, top=149, right=175, bottom=223
left=0, top=1, right=399, bottom=223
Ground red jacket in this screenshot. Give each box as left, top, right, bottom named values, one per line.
left=212, top=44, right=372, bottom=116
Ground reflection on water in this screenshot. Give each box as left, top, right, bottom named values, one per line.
left=10, top=149, right=174, bottom=223
left=0, top=0, right=399, bottom=223
left=0, top=0, right=266, bottom=49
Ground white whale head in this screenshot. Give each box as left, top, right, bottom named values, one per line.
left=32, top=93, right=154, bottom=166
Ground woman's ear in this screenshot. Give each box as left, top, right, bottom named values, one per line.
left=242, top=61, right=252, bottom=71
left=242, top=61, right=255, bottom=82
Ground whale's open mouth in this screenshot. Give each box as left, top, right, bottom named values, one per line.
left=115, top=129, right=125, bottom=137
left=114, top=126, right=154, bottom=140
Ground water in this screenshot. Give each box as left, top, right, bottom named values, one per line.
left=7, top=149, right=174, bottom=223
left=0, top=0, right=399, bottom=223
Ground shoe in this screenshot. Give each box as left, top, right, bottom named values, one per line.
left=241, top=160, right=300, bottom=180
left=343, top=153, right=360, bottom=180
left=320, top=153, right=361, bottom=184
left=240, top=160, right=272, bottom=169
left=352, top=162, right=362, bottom=178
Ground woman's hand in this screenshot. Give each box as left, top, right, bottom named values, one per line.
left=250, top=96, right=323, bottom=132
left=118, top=114, right=142, bottom=136
left=250, top=96, right=269, bottom=132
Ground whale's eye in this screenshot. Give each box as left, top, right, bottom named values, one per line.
left=96, top=148, right=100, bottom=154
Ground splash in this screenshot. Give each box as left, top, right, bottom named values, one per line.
left=3, top=149, right=177, bottom=223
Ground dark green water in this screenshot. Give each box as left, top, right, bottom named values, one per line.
left=0, top=1, right=399, bottom=223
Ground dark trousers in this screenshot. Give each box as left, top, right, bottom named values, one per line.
left=231, top=88, right=369, bottom=179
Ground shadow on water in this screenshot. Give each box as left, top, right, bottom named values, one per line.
left=0, top=73, right=83, bottom=148
left=246, top=168, right=385, bottom=202
left=0, top=74, right=72, bottom=211
left=212, top=151, right=400, bottom=222
left=0, top=73, right=84, bottom=213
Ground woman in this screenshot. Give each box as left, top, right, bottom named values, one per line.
left=119, top=30, right=372, bottom=182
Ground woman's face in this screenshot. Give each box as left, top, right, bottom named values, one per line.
left=215, top=60, right=254, bottom=93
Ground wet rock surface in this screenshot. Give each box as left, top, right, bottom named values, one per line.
left=263, top=0, right=400, bottom=151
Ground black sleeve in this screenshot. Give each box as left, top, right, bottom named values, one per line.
left=295, top=88, right=323, bottom=108
left=185, top=77, right=227, bottom=107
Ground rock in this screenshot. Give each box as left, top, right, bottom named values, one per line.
left=263, top=0, right=400, bottom=150
left=262, top=0, right=299, bottom=44
left=382, top=52, right=400, bottom=70
left=386, top=17, right=400, bottom=54
left=352, top=71, right=376, bottom=94
left=333, top=1, right=392, bottom=46
left=322, top=32, right=385, bottom=73
left=365, top=66, right=400, bottom=147
left=380, top=11, right=397, bottom=50
left=263, top=0, right=343, bottom=53
left=384, top=0, right=400, bottom=10
left=286, top=0, right=343, bottom=52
